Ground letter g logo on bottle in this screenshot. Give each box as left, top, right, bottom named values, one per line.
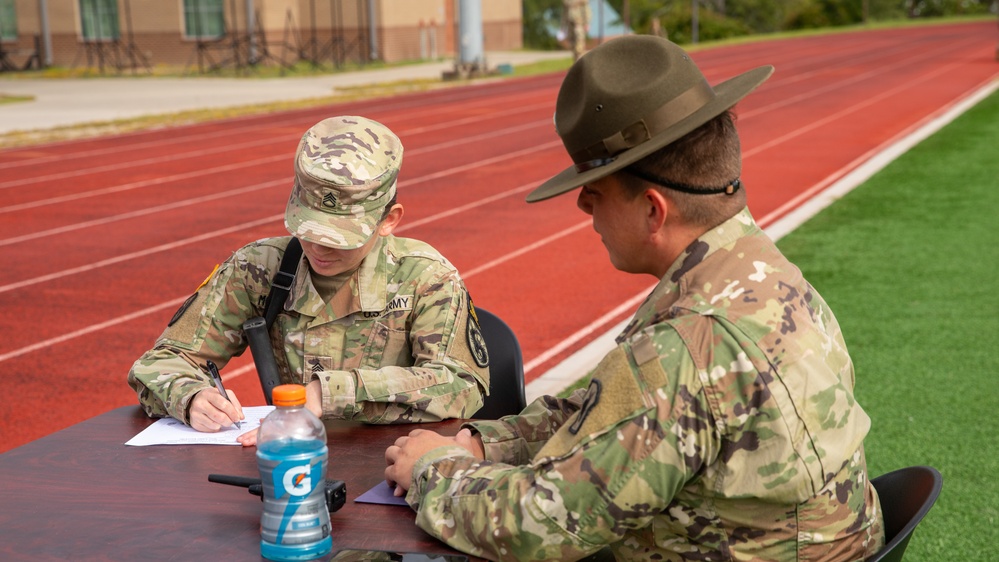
left=282, top=465, right=312, bottom=497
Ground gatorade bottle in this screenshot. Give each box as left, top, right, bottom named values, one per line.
left=256, top=384, right=332, bottom=561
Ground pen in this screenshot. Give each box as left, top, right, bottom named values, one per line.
left=206, top=360, right=241, bottom=429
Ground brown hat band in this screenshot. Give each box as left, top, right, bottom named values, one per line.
left=572, top=80, right=715, bottom=173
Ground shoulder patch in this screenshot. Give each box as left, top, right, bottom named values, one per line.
left=467, top=299, right=489, bottom=368
left=569, top=379, right=602, bottom=435
left=167, top=263, right=219, bottom=327
left=167, top=292, right=198, bottom=327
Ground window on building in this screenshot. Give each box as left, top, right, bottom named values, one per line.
left=0, top=0, right=17, bottom=42
left=184, top=0, right=225, bottom=39
left=79, top=0, right=120, bottom=41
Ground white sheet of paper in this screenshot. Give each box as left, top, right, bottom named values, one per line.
left=125, top=405, right=275, bottom=446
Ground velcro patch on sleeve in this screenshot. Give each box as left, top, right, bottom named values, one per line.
left=168, top=292, right=199, bottom=327
left=160, top=289, right=210, bottom=347
left=535, top=345, right=644, bottom=460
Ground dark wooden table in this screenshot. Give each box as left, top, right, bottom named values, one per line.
left=0, top=406, right=469, bottom=561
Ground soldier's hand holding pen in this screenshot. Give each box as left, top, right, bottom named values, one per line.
left=188, top=360, right=245, bottom=433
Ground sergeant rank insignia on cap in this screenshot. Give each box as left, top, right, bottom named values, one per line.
left=322, top=191, right=337, bottom=209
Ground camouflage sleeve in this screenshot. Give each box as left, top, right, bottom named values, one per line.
left=404, top=327, right=717, bottom=560
left=463, top=390, right=588, bottom=464
left=317, top=271, right=490, bottom=423
left=127, top=247, right=264, bottom=423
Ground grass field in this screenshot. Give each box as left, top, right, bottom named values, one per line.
left=777, top=89, right=999, bottom=560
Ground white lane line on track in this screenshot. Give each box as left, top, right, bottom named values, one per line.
left=0, top=120, right=552, bottom=215
left=462, top=221, right=592, bottom=279
left=0, top=215, right=281, bottom=295
left=0, top=156, right=285, bottom=214
left=743, top=61, right=969, bottom=159
left=739, top=35, right=980, bottom=119
left=760, top=77, right=999, bottom=238
left=0, top=141, right=564, bottom=284
left=0, top=135, right=290, bottom=191
left=0, top=297, right=188, bottom=364
left=0, top=179, right=555, bottom=361
left=0, top=87, right=553, bottom=172
left=0, top=179, right=286, bottom=247
left=0, top=98, right=554, bottom=185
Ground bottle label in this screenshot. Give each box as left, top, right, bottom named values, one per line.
left=258, top=439, right=332, bottom=560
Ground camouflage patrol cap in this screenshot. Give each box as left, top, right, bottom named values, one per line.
left=285, top=115, right=402, bottom=249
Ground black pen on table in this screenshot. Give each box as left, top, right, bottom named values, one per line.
left=206, top=360, right=242, bottom=429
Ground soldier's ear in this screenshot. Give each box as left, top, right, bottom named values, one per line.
left=378, top=204, right=405, bottom=236
left=644, top=188, right=669, bottom=234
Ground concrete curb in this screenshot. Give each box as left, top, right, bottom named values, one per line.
left=0, top=50, right=571, bottom=137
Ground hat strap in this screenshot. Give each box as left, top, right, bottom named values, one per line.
left=624, top=166, right=742, bottom=195
left=571, top=80, right=715, bottom=172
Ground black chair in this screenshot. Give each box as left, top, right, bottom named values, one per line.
left=471, top=307, right=527, bottom=419
left=867, top=465, right=943, bottom=562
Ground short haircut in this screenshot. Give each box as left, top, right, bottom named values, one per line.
left=620, top=110, right=746, bottom=228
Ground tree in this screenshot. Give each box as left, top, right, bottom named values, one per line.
left=523, top=0, right=564, bottom=49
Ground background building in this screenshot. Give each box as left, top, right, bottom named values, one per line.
left=0, top=0, right=522, bottom=72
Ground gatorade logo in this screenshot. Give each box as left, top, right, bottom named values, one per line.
left=282, top=465, right=312, bottom=497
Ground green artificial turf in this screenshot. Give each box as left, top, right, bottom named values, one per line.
left=777, top=89, right=999, bottom=561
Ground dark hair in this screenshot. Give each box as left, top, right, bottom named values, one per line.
left=620, top=110, right=746, bottom=228
left=379, top=193, right=398, bottom=222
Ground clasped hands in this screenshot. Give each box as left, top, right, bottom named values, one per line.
left=384, top=428, right=485, bottom=497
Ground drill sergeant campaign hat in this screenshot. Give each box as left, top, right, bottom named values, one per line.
left=527, top=35, right=774, bottom=202
left=285, top=115, right=402, bottom=249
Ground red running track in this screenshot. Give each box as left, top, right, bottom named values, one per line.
left=1, top=21, right=996, bottom=454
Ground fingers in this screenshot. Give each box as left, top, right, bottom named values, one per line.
left=384, top=465, right=399, bottom=494
left=237, top=428, right=258, bottom=448
left=384, top=462, right=409, bottom=497
left=453, top=428, right=485, bottom=459
left=454, top=428, right=472, bottom=443
left=385, top=445, right=397, bottom=464
left=384, top=450, right=400, bottom=495
left=225, top=390, right=245, bottom=424
left=305, top=380, right=323, bottom=418
left=384, top=440, right=415, bottom=493
left=189, top=389, right=242, bottom=432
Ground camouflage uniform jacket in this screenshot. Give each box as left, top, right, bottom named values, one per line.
left=128, top=235, right=490, bottom=424
left=404, top=208, right=883, bottom=561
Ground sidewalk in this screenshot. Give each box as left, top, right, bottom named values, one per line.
left=0, top=50, right=570, bottom=136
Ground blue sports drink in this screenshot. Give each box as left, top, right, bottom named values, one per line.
left=256, top=385, right=332, bottom=561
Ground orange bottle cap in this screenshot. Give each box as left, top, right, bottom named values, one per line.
left=271, top=384, right=307, bottom=407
